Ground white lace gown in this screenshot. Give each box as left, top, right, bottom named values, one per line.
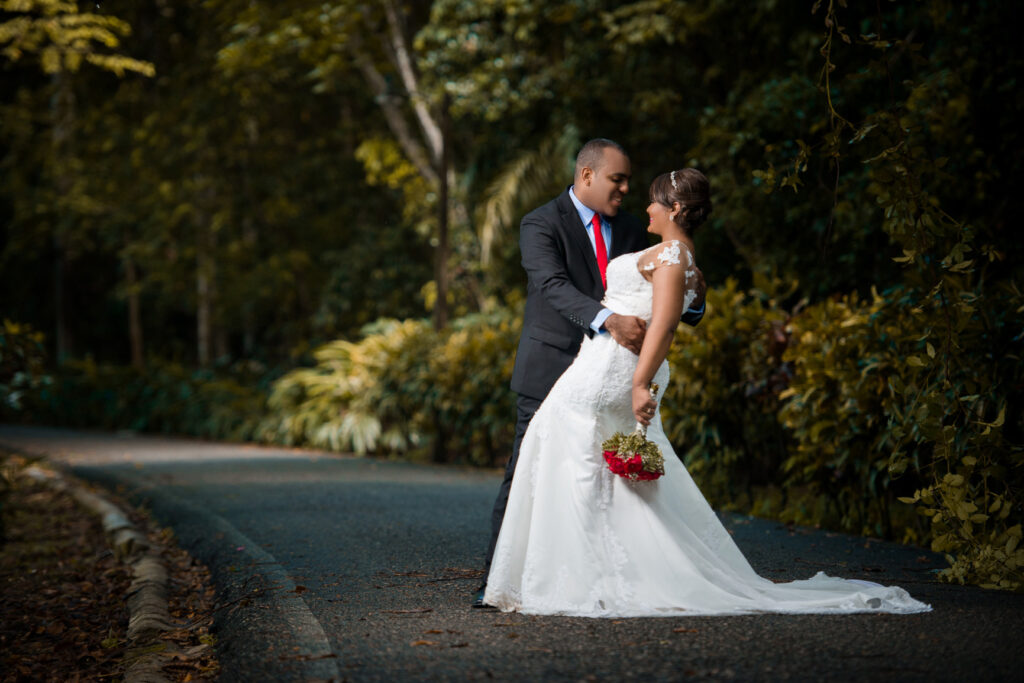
left=484, top=242, right=931, bottom=617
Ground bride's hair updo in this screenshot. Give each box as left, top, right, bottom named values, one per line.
left=649, top=168, right=712, bottom=234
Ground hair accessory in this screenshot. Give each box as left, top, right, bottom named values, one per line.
left=670, top=170, right=679, bottom=192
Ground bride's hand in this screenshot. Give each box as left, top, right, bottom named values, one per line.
left=632, top=385, right=657, bottom=426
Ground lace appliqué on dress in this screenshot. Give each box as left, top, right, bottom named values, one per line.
left=639, top=240, right=691, bottom=274
left=657, top=242, right=681, bottom=266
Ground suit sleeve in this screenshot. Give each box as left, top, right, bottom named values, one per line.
left=681, top=304, right=705, bottom=327
left=520, top=214, right=603, bottom=332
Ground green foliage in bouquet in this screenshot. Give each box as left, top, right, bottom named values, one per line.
left=601, top=429, right=664, bottom=476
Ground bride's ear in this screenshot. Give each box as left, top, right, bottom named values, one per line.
left=670, top=201, right=681, bottom=221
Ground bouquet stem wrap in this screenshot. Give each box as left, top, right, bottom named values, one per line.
left=601, top=382, right=665, bottom=481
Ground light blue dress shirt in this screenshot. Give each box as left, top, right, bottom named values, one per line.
left=568, top=187, right=616, bottom=333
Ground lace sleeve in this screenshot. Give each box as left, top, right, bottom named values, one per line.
left=637, top=240, right=699, bottom=310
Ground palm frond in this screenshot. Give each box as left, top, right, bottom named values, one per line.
left=477, top=124, right=578, bottom=266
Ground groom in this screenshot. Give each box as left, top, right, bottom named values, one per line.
left=474, top=139, right=705, bottom=607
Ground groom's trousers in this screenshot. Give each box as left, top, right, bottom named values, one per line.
left=484, top=393, right=543, bottom=574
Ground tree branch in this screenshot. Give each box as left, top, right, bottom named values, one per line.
left=348, top=40, right=439, bottom=187
left=381, top=0, right=443, bottom=165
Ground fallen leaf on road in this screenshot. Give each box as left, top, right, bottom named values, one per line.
left=293, top=585, right=307, bottom=594
left=382, top=608, right=433, bottom=614
left=673, top=628, right=699, bottom=634
left=410, top=640, right=438, bottom=647
left=423, top=629, right=444, bottom=634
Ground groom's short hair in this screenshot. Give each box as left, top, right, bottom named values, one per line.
left=575, top=138, right=627, bottom=179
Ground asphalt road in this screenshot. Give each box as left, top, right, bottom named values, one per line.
left=2, top=425, right=1021, bottom=682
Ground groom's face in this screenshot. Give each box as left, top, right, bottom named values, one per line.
left=581, top=148, right=631, bottom=217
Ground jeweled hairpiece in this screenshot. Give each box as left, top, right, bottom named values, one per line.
left=670, top=170, right=679, bottom=191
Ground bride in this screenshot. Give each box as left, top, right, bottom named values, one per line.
left=483, top=168, right=931, bottom=617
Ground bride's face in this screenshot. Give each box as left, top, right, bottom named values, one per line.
left=646, top=201, right=678, bottom=235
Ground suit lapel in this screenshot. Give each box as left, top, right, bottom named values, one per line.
left=557, top=190, right=603, bottom=289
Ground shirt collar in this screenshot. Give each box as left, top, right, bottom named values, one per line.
left=569, top=185, right=602, bottom=228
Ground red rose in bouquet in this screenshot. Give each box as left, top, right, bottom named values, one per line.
left=601, top=383, right=665, bottom=482
left=602, top=430, right=664, bottom=481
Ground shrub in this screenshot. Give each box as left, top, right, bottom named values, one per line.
left=257, top=319, right=436, bottom=454
left=23, top=359, right=265, bottom=440
left=422, top=307, right=520, bottom=466
left=257, top=308, right=520, bottom=466
left=0, top=320, right=49, bottom=417
left=781, top=284, right=1024, bottom=589
left=661, top=276, right=793, bottom=513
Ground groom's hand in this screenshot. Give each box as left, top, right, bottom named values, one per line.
left=604, top=313, right=646, bottom=354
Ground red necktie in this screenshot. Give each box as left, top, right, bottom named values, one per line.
left=591, top=213, right=608, bottom=289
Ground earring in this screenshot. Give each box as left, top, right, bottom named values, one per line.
left=670, top=214, right=677, bottom=221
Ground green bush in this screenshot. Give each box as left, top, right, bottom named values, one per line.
left=661, top=275, right=1023, bottom=590
left=422, top=308, right=520, bottom=466
left=661, top=276, right=793, bottom=513
left=257, top=309, right=520, bottom=466
left=22, top=359, right=265, bottom=440
left=257, top=318, right=437, bottom=454
left=780, top=283, right=1023, bottom=590
left=0, top=320, right=49, bottom=417
left=777, top=289, right=925, bottom=540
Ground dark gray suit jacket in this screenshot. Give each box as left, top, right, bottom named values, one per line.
left=510, top=189, right=704, bottom=401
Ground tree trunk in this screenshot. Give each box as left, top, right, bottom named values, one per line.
left=125, top=258, right=144, bottom=369
left=241, top=213, right=257, bottom=358
left=196, top=256, right=212, bottom=367
left=433, top=94, right=450, bottom=331
left=196, top=199, right=215, bottom=367
left=51, top=71, right=75, bottom=364
left=52, top=234, right=70, bottom=363
left=241, top=116, right=259, bottom=357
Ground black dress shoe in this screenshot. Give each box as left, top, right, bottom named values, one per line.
left=471, top=585, right=494, bottom=609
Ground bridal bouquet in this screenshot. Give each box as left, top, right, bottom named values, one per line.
left=601, top=383, right=665, bottom=481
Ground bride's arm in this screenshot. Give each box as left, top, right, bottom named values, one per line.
left=632, top=262, right=693, bottom=425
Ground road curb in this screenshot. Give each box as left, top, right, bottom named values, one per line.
left=22, top=465, right=175, bottom=683
left=97, top=471, right=343, bottom=681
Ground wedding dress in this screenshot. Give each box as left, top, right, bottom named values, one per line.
left=484, top=241, right=931, bottom=617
